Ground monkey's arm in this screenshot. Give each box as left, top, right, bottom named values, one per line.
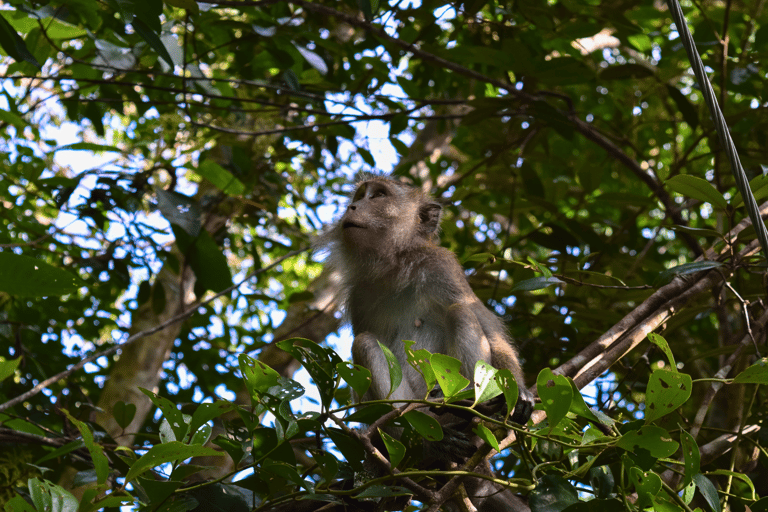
left=445, top=302, right=534, bottom=425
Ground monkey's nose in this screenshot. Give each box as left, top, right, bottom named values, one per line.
left=349, top=205, right=357, bottom=211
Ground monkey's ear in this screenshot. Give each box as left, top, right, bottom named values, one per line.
left=418, top=201, right=443, bottom=237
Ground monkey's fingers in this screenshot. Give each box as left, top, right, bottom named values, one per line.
left=509, top=392, right=534, bottom=425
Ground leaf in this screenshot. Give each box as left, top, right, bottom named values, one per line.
left=430, top=353, right=470, bottom=398
left=140, top=388, right=189, bottom=442
left=113, top=401, right=137, bottom=430
left=131, top=18, right=174, bottom=68
left=473, top=360, right=502, bottom=405
left=536, top=368, right=573, bottom=430
left=336, top=361, right=372, bottom=399
left=617, top=425, right=679, bottom=458
left=0, top=252, right=80, bottom=297
left=666, top=84, right=699, bottom=130
left=27, top=478, right=78, bottom=512
left=378, top=429, right=406, bottom=467
left=645, top=369, right=692, bottom=423
left=402, top=410, right=443, bottom=442
left=404, top=340, right=437, bottom=395
left=473, top=423, right=500, bottom=452
left=693, top=473, right=721, bottom=512
left=655, top=260, right=723, bottom=286
left=567, top=379, right=613, bottom=426
left=196, top=160, right=246, bottom=196
left=189, top=401, right=235, bottom=437
left=125, top=441, right=223, bottom=483
left=731, top=173, right=768, bottom=208
left=669, top=225, right=723, bottom=239
left=512, top=276, right=563, bottom=292
left=629, top=467, right=661, bottom=509
left=0, top=357, right=21, bottom=383
left=647, top=332, right=677, bottom=371
left=732, top=357, right=768, bottom=384
left=0, top=12, right=40, bottom=68
left=55, top=142, right=122, bottom=153
left=156, top=188, right=202, bottom=236
left=189, top=230, right=233, bottom=295
left=164, top=0, right=200, bottom=14
left=311, top=449, right=339, bottom=482
left=495, top=369, right=519, bottom=421
left=528, top=475, right=580, bottom=511
left=378, top=341, right=403, bottom=399
left=680, top=430, right=700, bottom=487
left=59, top=411, right=109, bottom=485
left=239, top=354, right=280, bottom=399
left=666, top=175, right=727, bottom=210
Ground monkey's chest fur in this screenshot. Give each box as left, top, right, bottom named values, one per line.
left=346, top=251, right=495, bottom=398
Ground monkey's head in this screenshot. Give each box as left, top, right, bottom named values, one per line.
left=338, top=177, right=443, bottom=257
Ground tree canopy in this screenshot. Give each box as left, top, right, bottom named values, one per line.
left=1, top=0, right=767, bottom=511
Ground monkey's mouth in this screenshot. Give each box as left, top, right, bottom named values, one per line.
left=342, top=221, right=365, bottom=229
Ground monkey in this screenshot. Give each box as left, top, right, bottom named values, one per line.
left=317, top=175, right=533, bottom=511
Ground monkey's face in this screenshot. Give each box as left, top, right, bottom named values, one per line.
left=340, top=179, right=418, bottom=255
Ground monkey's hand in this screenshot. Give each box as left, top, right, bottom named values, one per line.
left=430, top=385, right=534, bottom=426
left=423, top=424, right=476, bottom=463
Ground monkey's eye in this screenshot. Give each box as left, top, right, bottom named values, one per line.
left=371, top=190, right=387, bottom=198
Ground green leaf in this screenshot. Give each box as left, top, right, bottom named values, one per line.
left=336, top=361, right=371, bottom=399
left=0, top=12, right=40, bottom=68
left=140, top=388, right=189, bottom=442
left=5, top=495, right=37, bottom=512
left=567, top=379, right=613, bottom=426
left=512, top=276, right=563, bottom=292
left=0, top=357, right=21, bottom=383
left=693, top=473, right=721, bottom=512
left=113, top=401, right=137, bottom=430
left=629, top=467, right=661, bottom=509
left=311, top=449, right=339, bottom=482
left=125, top=441, right=223, bottom=483
left=645, top=369, right=692, bottom=424
left=472, top=360, right=502, bottom=405
left=529, top=475, right=580, bottom=511
left=680, top=430, right=700, bottom=487
left=402, top=410, right=443, bottom=442
left=669, top=225, right=723, bottom=239
left=617, top=425, right=679, bottom=458
left=196, top=160, right=246, bottom=196
left=0, top=252, right=80, bottom=297
left=732, top=357, right=768, bottom=384
left=189, top=230, right=233, bottom=295
left=431, top=353, right=470, bottom=398
left=666, top=175, right=727, bottom=210
left=55, top=142, right=122, bottom=153
left=655, top=260, right=723, bottom=286
left=189, top=401, right=236, bottom=438
left=379, top=429, right=406, bottom=467
left=131, top=18, right=174, bottom=68
left=239, top=354, right=280, bottom=399
left=536, top=368, right=573, bottom=430
left=731, top=174, right=768, bottom=208
left=473, top=423, right=500, bottom=452
left=157, top=189, right=202, bottom=236
left=59, top=411, right=110, bottom=485
left=647, top=332, right=677, bottom=371
left=404, top=340, right=436, bottom=395
left=378, top=341, right=403, bottom=399
left=164, top=0, right=200, bottom=14
left=495, top=369, right=519, bottom=421
left=666, top=84, right=699, bottom=130
left=27, top=478, right=78, bottom=512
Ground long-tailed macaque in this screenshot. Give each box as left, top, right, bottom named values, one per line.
left=319, top=176, right=533, bottom=510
